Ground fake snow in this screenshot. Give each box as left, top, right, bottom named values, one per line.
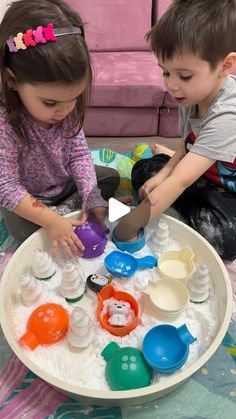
left=13, top=217, right=219, bottom=391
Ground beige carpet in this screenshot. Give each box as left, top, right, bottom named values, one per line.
left=87, top=136, right=180, bottom=153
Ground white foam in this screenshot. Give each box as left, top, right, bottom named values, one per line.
left=13, top=217, right=219, bottom=391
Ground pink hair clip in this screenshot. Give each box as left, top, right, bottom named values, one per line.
left=6, top=23, right=82, bottom=53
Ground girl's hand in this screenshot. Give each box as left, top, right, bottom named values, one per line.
left=48, top=216, right=86, bottom=259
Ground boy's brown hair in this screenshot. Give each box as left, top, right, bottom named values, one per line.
left=0, top=0, right=92, bottom=151
left=147, top=0, right=236, bottom=68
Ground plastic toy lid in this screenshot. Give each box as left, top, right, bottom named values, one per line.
left=102, top=342, right=153, bottom=391
left=19, top=303, right=69, bottom=350
left=142, top=324, right=196, bottom=373
left=101, top=341, right=120, bottom=361
left=74, top=220, right=108, bottom=259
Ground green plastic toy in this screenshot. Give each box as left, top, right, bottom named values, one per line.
left=101, top=342, right=153, bottom=391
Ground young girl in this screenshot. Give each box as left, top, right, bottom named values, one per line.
left=0, top=0, right=119, bottom=258
left=114, top=0, right=236, bottom=262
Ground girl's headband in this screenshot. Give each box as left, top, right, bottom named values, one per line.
left=7, top=23, right=82, bottom=53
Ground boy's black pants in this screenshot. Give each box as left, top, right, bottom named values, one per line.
left=132, top=154, right=236, bottom=261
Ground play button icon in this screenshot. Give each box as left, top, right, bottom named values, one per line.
left=108, top=198, right=131, bottom=222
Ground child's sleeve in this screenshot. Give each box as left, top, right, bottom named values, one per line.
left=68, top=129, right=108, bottom=210
left=0, top=128, right=27, bottom=210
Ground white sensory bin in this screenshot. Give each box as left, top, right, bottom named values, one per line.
left=0, top=212, right=232, bottom=407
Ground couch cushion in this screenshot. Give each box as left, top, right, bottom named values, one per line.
left=66, top=0, right=152, bottom=51
left=84, top=107, right=159, bottom=136
left=90, top=51, right=165, bottom=107
left=153, top=0, right=173, bottom=21
left=159, top=107, right=179, bottom=137
left=163, top=91, right=179, bottom=108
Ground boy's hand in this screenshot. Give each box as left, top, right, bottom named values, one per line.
left=139, top=173, right=162, bottom=203
left=48, top=215, right=85, bottom=259
left=89, top=206, right=108, bottom=227
left=80, top=206, right=108, bottom=229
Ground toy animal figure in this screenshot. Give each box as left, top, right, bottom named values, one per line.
left=108, top=299, right=131, bottom=327
left=86, top=273, right=112, bottom=293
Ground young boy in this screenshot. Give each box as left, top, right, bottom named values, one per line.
left=114, top=0, right=236, bottom=261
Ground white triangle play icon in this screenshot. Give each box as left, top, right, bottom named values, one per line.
left=108, top=198, right=131, bottom=222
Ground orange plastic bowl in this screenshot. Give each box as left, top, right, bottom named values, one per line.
left=19, top=303, right=69, bottom=350
left=97, top=284, right=139, bottom=337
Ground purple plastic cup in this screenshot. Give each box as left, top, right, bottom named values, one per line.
left=74, top=220, right=108, bottom=259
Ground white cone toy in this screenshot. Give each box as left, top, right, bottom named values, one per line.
left=19, top=273, right=45, bottom=306
left=187, top=264, right=210, bottom=303
left=60, top=263, right=85, bottom=303
left=67, top=307, right=94, bottom=348
left=149, top=219, right=170, bottom=251
left=32, top=249, right=56, bottom=280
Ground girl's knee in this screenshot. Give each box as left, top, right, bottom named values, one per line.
left=96, top=166, right=120, bottom=200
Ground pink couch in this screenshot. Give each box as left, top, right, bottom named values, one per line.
left=66, top=0, right=178, bottom=137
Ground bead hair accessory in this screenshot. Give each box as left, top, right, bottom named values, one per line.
left=6, top=23, right=82, bottom=53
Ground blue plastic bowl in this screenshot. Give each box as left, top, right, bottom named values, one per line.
left=142, top=324, right=197, bottom=373
left=112, top=228, right=145, bottom=253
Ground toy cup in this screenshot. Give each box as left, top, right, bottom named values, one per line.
left=19, top=303, right=69, bottom=350
left=112, top=227, right=145, bottom=253
left=74, top=220, right=108, bottom=258
left=142, top=324, right=197, bottom=373
left=158, top=247, right=196, bottom=283
left=97, top=284, right=139, bottom=336
left=144, top=279, right=189, bottom=317
left=104, top=250, right=157, bottom=278
left=102, top=341, right=153, bottom=390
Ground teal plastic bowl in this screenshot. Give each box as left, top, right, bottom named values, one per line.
left=112, top=228, right=145, bottom=253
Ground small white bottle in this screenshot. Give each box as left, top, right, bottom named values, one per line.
left=187, top=264, right=210, bottom=303
left=67, top=307, right=94, bottom=349
left=32, top=249, right=56, bottom=280
left=19, top=273, right=45, bottom=306
left=60, top=263, right=85, bottom=303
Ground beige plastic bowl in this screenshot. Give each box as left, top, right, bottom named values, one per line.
left=158, top=246, right=196, bottom=283
left=0, top=213, right=232, bottom=407
left=145, top=278, right=189, bottom=317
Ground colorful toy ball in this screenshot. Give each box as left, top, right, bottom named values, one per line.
left=74, top=220, right=108, bottom=258
left=19, top=303, right=69, bottom=350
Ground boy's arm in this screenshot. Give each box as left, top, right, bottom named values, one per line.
left=161, top=138, right=186, bottom=174
left=114, top=152, right=215, bottom=241
left=140, top=139, right=186, bottom=198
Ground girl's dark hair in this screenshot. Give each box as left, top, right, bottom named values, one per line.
left=147, top=0, right=236, bottom=68
left=0, top=0, right=92, bottom=151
